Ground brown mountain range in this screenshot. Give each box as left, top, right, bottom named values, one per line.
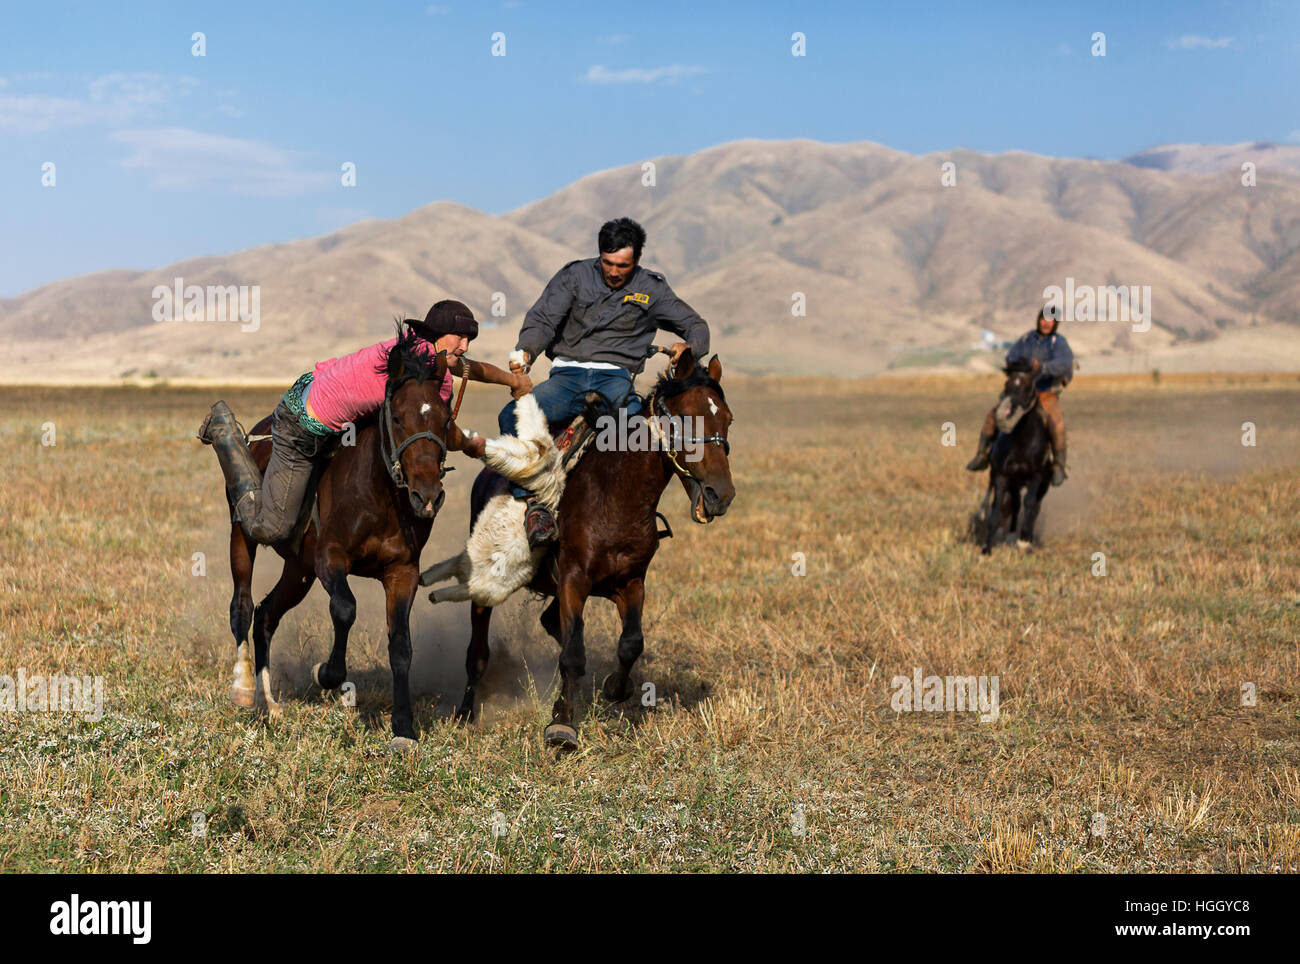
left=3, top=138, right=1299, bottom=382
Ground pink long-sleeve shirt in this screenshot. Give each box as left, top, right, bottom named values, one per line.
left=304, top=338, right=453, bottom=431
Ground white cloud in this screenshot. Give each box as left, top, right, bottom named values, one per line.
left=111, top=127, right=335, bottom=196
left=1166, top=35, right=1235, bottom=50
left=0, top=72, right=186, bottom=134
left=582, top=63, right=708, bottom=85
left=1286, top=130, right=1300, bottom=144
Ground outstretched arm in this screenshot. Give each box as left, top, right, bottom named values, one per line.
left=444, top=417, right=486, bottom=458
left=653, top=287, right=710, bottom=360
left=450, top=355, right=532, bottom=398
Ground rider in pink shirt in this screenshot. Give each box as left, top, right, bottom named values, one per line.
left=304, top=337, right=456, bottom=431
left=199, top=300, right=531, bottom=547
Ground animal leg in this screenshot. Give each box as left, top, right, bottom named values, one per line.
left=384, top=565, right=420, bottom=748
left=430, top=584, right=473, bottom=604
left=251, top=553, right=316, bottom=720
left=314, top=552, right=355, bottom=694
left=602, top=578, right=645, bottom=703
left=983, top=476, right=1009, bottom=555
left=419, top=551, right=468, bottom=588
left=457, top=603, right=493, bottom=723
left=229, top=523, right=257, bottom=708
left=1019, top=477, right=1050, bottom=547
left=546, top=569, right=590, bottom=750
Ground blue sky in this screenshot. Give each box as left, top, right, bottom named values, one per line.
left=1, top=0, right=1297, bottom=296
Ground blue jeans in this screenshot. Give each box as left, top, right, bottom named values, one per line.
left=497, top=366, right=642, bottom=498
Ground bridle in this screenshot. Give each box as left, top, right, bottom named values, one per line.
left=995, top=370, right=1039, bottom=434
left=646, top=387, right=730, bottom=481
left=380, top=374, right=452, bottom=512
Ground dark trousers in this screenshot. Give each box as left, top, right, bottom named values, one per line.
left=242, top=401, right=336, bottom=545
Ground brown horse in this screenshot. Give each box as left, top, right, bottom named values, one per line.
left=445, top=349, right=735, bottom=749
left=225, top=332, right=470, bottom=749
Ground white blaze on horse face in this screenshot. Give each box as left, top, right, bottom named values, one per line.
left=708, top=398, right=718, bottom=416
left=420, top=403, right=431, bottom=416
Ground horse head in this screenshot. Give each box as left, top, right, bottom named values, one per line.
left=995, top=358, right=1039, bottom=434
left=653, top=349, right=735, bottom=523
left=380, top=329, right=455, bottom=519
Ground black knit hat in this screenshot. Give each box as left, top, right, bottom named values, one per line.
left=406, top=300, right=479, bottom=342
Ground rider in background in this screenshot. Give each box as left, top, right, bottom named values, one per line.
left=198, top=300, right=526, bottom=547
left=501, top=217, right=710, bottom=546
left=966, top=306, right=1074, bottom=486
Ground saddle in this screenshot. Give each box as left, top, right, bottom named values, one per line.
left=553, top=391, right=611, bottom=472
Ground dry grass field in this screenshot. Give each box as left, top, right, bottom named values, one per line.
left=1, top=373, right=1298, bottom=872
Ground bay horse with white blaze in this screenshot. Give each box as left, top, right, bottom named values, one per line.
left=436, top=349, right=735, bottom=749
left=225, top=332, right=470, bottom=750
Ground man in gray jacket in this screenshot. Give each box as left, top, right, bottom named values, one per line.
left=499, top=217, right=710, bottom=545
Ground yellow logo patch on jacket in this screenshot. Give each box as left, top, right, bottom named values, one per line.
left=622, top=292, right=650, bottom=305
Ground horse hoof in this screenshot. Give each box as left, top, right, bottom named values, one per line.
left=601, top=674, right=632, bottom=703
left=544, top=723, right=579, bottom=750
left=1016, top=539, right=1032, bottom=552
left=389, top=736, right=418, bottom=755
left=312, top=662, right=330, bottom=688
left=230, top=684, right=255, bottom=709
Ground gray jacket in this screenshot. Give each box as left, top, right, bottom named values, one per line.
left=514, top=258, right=709, bottom=374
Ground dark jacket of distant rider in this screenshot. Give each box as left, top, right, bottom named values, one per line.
left=1005, top=328, right=1074, bottom=393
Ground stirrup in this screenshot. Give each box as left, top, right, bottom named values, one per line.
left=524, top=502, right=556, bottom=546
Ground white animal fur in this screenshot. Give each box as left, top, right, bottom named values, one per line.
left=420, top=393, right=564, bottom=606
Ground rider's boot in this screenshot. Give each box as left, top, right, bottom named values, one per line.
left=1051, top=446, right=1068, bottom=487
left=524, top=498, right=557, bottom=547
left=198, top=401, right=262, bottom=524
left=965, top=432, right=994, bottom=471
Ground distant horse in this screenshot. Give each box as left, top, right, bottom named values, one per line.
left=437, top=349, right=736, bottom=749
left=224, top=332, right=468, bottom=750
left=980, top=360, right=1053, bottom=555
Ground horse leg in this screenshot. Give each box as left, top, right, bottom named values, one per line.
left=383, top=565, right=420, bottom=750
left=251, top=553, right=316, bottom=720
left=982, top=475, right=1007, bottom=555
left=314, top=552, right=356, bottom=694
left=602, top=577, right=644, bottom=703
left=1019, top=476, right=1050, bottom=547
left=545, top=571, right=591, bottom=750
left=540, top=597, right=561, bottom=645
left=1008, top=485, right=1022, bottom=543
left=229, top=524, right=257, bottom=708
left=455, top=604, right=493, bottom=723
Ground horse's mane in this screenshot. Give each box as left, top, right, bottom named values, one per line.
left=374, top=319, right=447, bottom=386
left=1004, top=358, right=1035, bottom=375
left=652, top=358, right=726, bottom=404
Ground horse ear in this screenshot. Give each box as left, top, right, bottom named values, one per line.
left=707, top=354, right=722, bottom=381
left=673, top=347, right=696, bottom=379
